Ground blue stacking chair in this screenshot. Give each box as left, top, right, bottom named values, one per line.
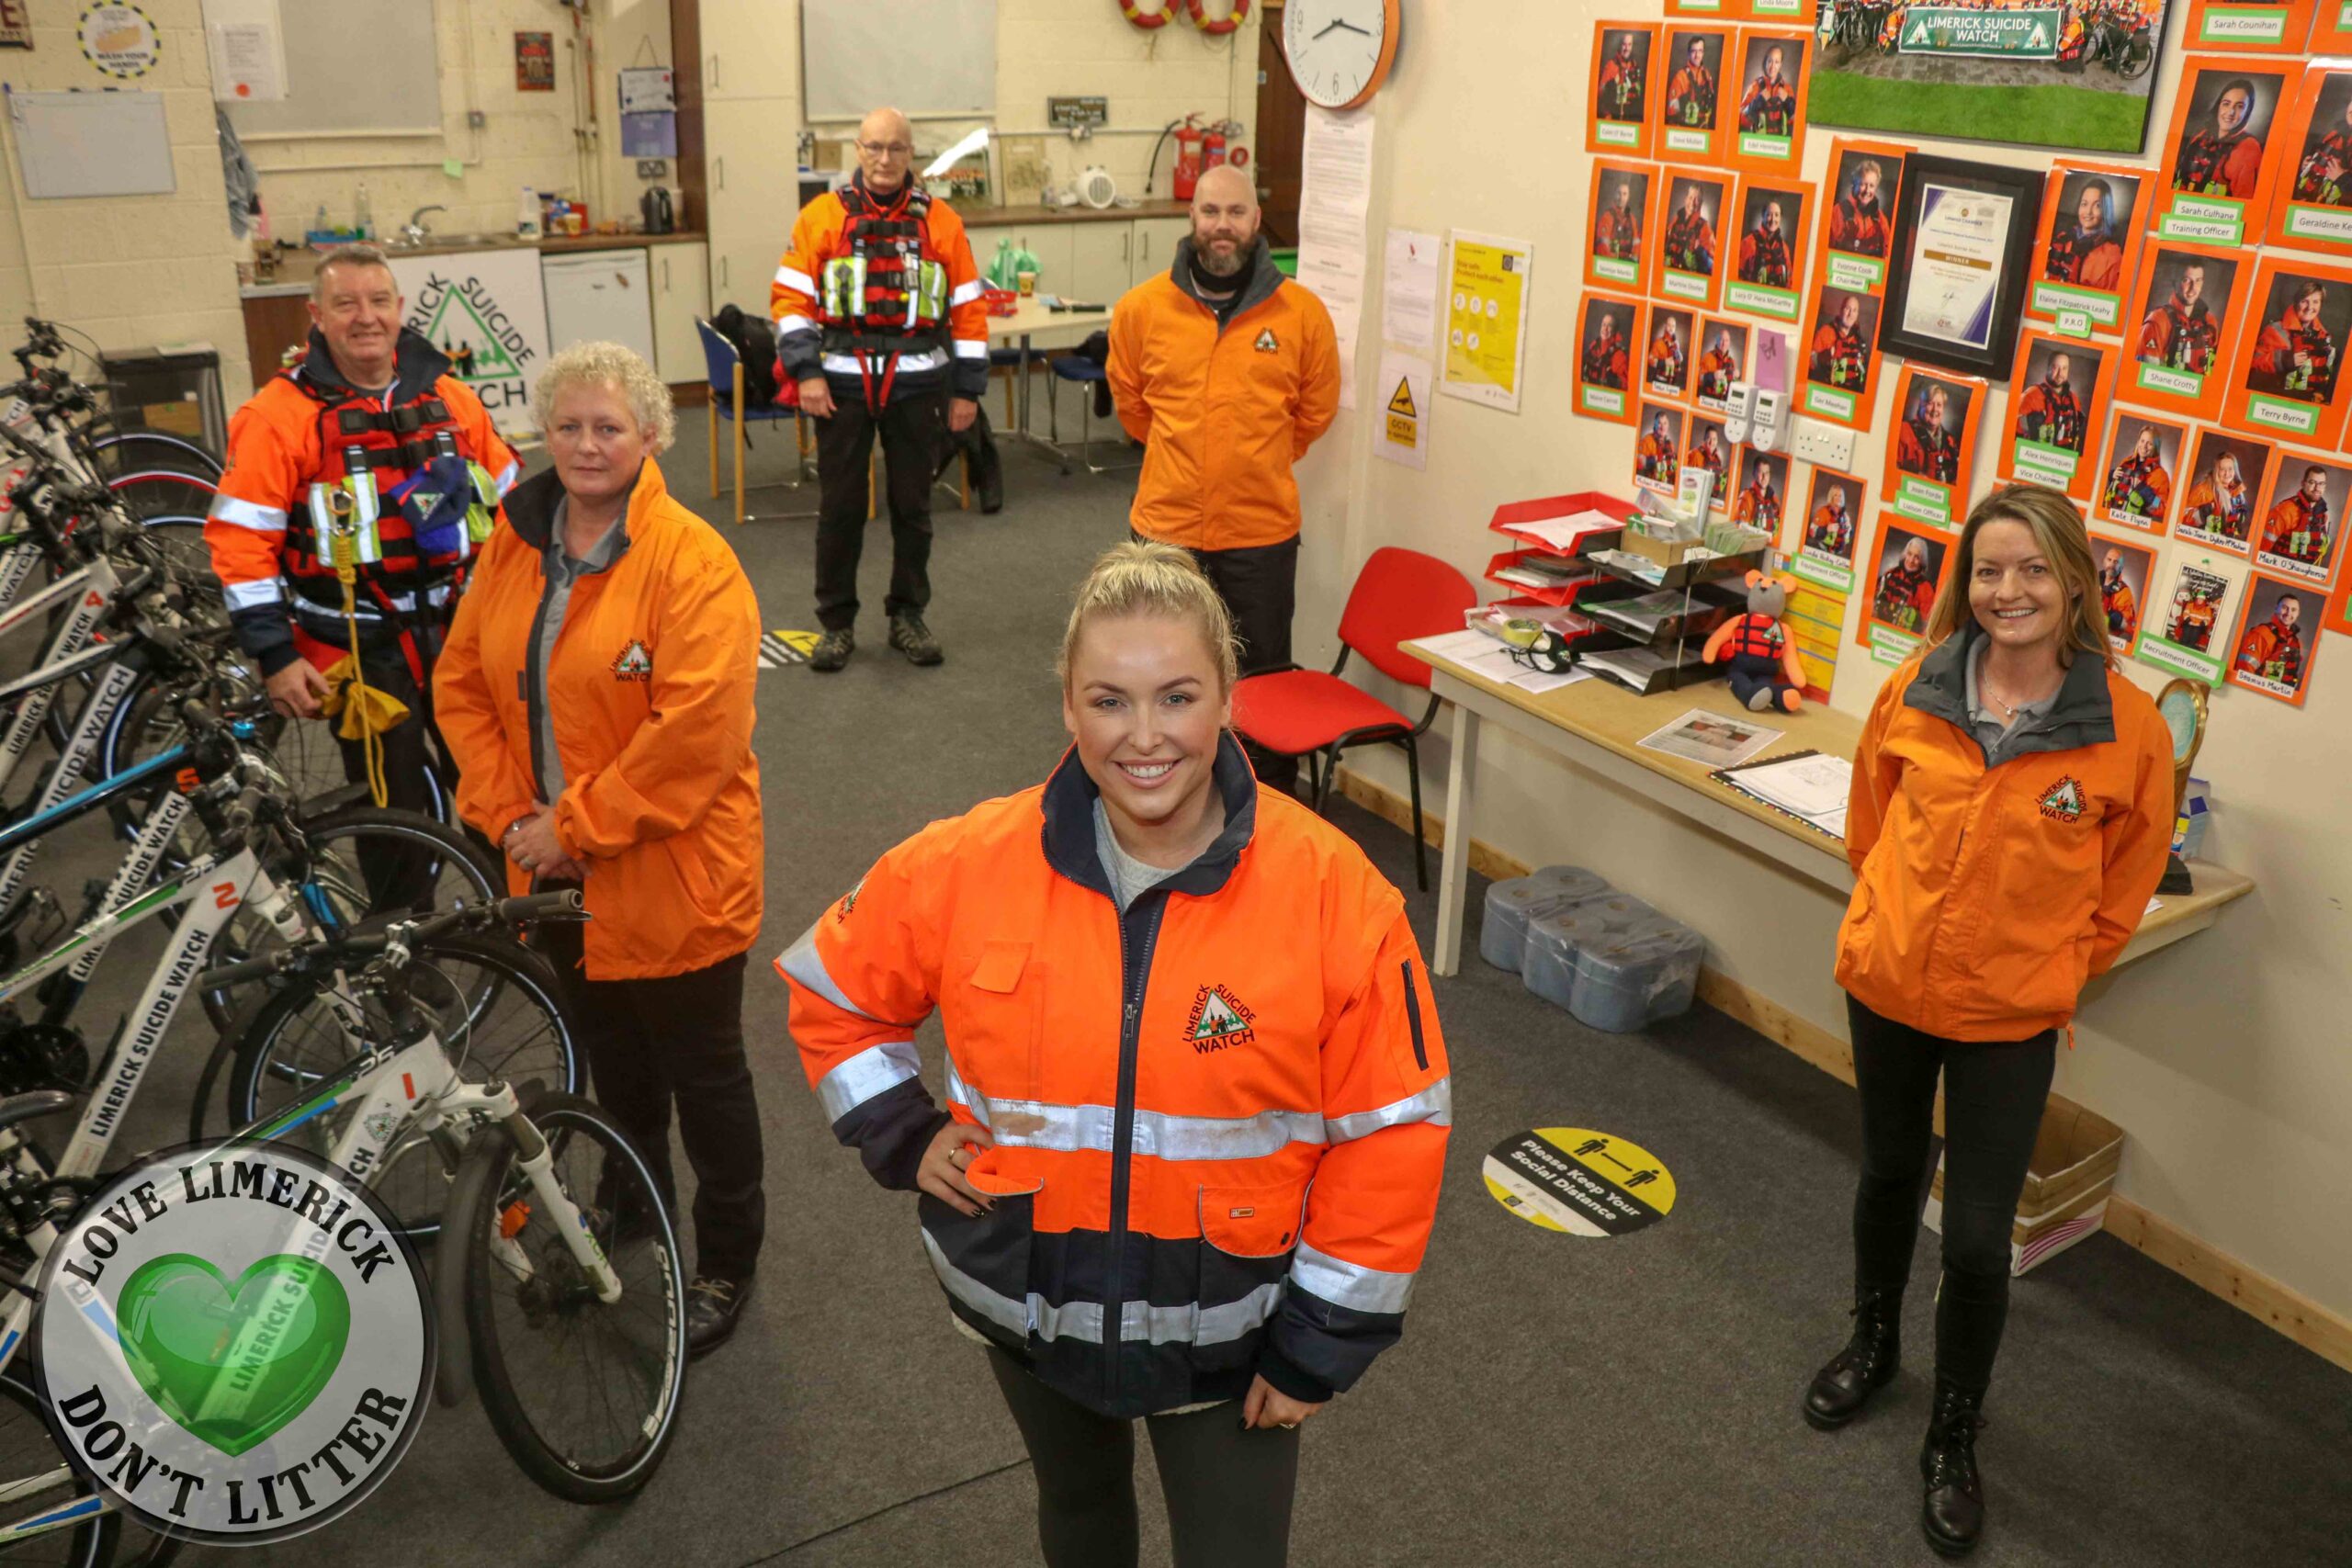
left=697, top=319, right=811, bottom=525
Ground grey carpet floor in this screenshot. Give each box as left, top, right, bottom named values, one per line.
left=62, top=407, right=2352, bottom=1565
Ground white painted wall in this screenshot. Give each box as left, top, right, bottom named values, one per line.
left=1296, top=0, right=2352, bottom=1324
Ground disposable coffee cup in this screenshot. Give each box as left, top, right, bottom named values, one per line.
left=1017, top=269, right=1037, bottom=296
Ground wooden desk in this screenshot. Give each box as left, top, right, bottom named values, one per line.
left=987, top=300, right=1114, bottom=459
left=1403, top=643, right=2255, bottom=977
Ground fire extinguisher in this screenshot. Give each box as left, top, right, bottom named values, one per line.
left=1170, top=116, right=1205, bottom=201
left=1203, top=120, right=1227, bottom=174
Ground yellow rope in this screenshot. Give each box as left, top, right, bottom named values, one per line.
left=316, top=490, right=407, bottom=807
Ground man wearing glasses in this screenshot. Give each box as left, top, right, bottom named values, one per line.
left=775, top=107, right=988, bottom=672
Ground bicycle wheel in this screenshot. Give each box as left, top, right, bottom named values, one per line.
left=98, top=668, right=345, bottom=840
left=0, top=1368, right=117, bottom=1567
left=215, top=931, right=580, bottom=1234
left=457, top=1094, right=687, bottom=1504
left=85, top=431, right=222, bottom=485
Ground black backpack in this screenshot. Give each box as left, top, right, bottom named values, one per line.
left=712, top=303, right=782, bottom=407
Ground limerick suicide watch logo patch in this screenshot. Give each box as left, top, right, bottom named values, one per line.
left=2038, top=776, right=2087, bottom=822
left=1253, top=328, right=1279, bottom=353
left=1185, top=985, right=1256, bottom=1052
left=612, top=640, right=652, bottom=681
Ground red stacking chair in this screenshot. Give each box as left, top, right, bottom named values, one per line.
left=1230, top=547, right=1476, bottom=890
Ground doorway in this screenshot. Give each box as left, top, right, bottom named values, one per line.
left=1254, top=13, right=1306, bottom=247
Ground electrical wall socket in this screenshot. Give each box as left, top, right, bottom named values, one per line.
left=1790, top=417, right=1855, bottom=472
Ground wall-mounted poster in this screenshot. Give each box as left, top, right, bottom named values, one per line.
left=1655, top=172, right=1730, bottom=308
left=2225, top=572, right=2326, bottom=703
left=2176, top=425, right=2274, bottom=553
left=2093, top=532, right=2159, bottom=656
left=1998, top=332, right=2112, bottom=501
left=2267, top=64, right=2352, bottom=253
left=1885, top=365, right=1985, bottom=527
left=1646, top=304, right=1698, bottom=401
left=1808, top=0, right=2171, bottom=155
left=1817, top=139, right=1905, bottom=297
left=2250, top=453, right=2347, bottom=585
left=1696, top=315, right=1750, bottom=412
left=515, top=30, right=555, bottom=92
left=1577, top=292, right=1646, bottom=424
left=2094, top=410, right=2187, bottom=534
left=2222, top=256, right=2352, bottom=447
left=1793, top=468, right=1865, bottom=591
left=2181, top=0, right=2316, bottom=52
left=2120, top=241, right=2245, bottom=420
left=1728, top=29, right=1812, bottom=175
left=1590, top=23, right=1661, bottom=156
left=1635, top=401, right=1690, bottom=495
left=1442, top=230, right=1534, bottom=414
left=1658, top=27, right=1734, bottom=165
left=1586, top=161, right=1657, bottom=291
left=1734, top=445, right=1791, bottom=534
left=1801, top=286, right=1882, bottom=428
left=2154, top=58, right=2291, bottom=246
left=1687, top=415, right=1736, bottom=514
left=2028, top=162, right=2149, bottom=333
left=2139, top=550, right=2243, bottom=682
left=1726, top=175, right=1813, bottom=322
left=1860, top=513, right=1954, bottom=662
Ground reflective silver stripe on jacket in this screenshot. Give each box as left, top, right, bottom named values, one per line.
left=815, top=1040, right=920, bottom=1122
left=777, top=315, right=820, bottom=338
left=222, top=578, right=284, bottom=610
left=951, top=338, right=989, bottom=359
left=949, top=277, right=987, bottom=306
left=776, top=265, right=818, bottom=298
left=1325, top=1077, right=1453, bottom=1144
left=208, top=494, right=287, bottom=531
left=956, top=1080, right=1325, bottom=1161
left=1290, top=1241, right=1415, bottom=1315
left=778, top=922, right=881, bottom=1021
left=818, top=349, right=948, bottom=376
left=923, top=1231, right=1284, bottom=1347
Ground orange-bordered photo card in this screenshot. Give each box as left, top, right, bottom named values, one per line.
left=1798, top=283, right=1881, bottom=430
left=2222, top=254, right=2352, bottom=446
left=1998, top=331, right=2114, bottom=502
left=1883, top=365, right=1987, bottom=530
left=1657, top=25, right=1735, bottom=166
left=1653, top=169, right=1731, bottom=310
left=1586, top=159, right=1659, bottom=292
left=1687, top=412, right=1736, bottom=514
left=1634, top=400, right=1690, bottom=495
left=1577, top=290, right=1647, bottom=425
left=2265, top=62, right=2352, bottom=254
left=2118, top=239, right=2249, bottom=421
left=1726, top=28, right=1811, bottom=177
left=1816, top=138, right=1905, bottom=298
left=1695, top=314, right=1750, bottom=414
left=2248, top=448, right=2350, bottom=584
left=2092, top=408, right=2189, bottom=535
left=1590, top=22, right=1662, bottom=157
left=1857, top=513, right=1954, bottom=661
left=2182, top=0, right=2317, bottom=54
left=2090, top=530, right=2161, bottom=658
left=1724, top=174, right=1814, bottom=323
left=2322, top=536, right=2352, bottom=637
left=2225, top=570, right=2328, bottom=703
left=2175, top=424, right=2277, bottom=554
left=2314, top=0, right=2352, bottom=49
left=1644, top=302, right=1699, bottom=403
left=2154, top=56, right=2295, bottom=246
left=2028, top=162, right=2150, bottom=333
left=1667, top=0, right=1742, bottom=18
left=1792, top=467, right=1864, bottom=592
left=1732, top=444, right=1791, bottom=535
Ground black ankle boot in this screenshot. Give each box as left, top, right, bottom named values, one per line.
left=1919, top=1379, right=1988, bottom=1557
left=1803, top=1286, right=1902, bottom=1430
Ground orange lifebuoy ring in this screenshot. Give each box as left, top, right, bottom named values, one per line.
left=1187, top=0, right=1251, bottom=35
left=1120, top=0, right=1172, bottom=28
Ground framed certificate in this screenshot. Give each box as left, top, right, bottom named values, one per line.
left=1875, top=154, right=2042, bottom=382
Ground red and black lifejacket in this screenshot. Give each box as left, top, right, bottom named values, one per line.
left=817, top=183, right=954, bottom=408
left=1722, top=613, right=1785, bottom=664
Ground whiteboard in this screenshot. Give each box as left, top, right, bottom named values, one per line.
left=802, top=0, right=996, bottom=123
left=9, top=90, right=175, bottom=199
left=220, top=0, right=441, bottom=137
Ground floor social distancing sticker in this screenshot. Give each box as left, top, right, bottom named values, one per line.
left=1484, top=1127, right=1676, bottom=1237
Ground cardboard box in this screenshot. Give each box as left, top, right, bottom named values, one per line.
left=1620, top=523, right=1704, bottom=568
left=1925, top=1092, right=2125, bottom=1276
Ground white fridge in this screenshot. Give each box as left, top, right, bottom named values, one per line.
left=540, top=249, right=658, bottom=366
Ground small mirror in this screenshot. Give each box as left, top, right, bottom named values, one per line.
left=2153, top=679, right=2208, bottom=894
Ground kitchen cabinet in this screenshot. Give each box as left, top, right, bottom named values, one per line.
left=705, top=98, right=802, bottom=310
left=965, top=214, right=1200, bottom=308
left=698, top=0, right=797, bottom=102
left=543, top=251, right=659, bottom=367
left=1131, top=218, right=1192, bottom=282
left=651, top=241, right=711, bottom=385
left=965, top=223, right=1073, bottom=300
left=1068, top=222, right=1133, bottom=307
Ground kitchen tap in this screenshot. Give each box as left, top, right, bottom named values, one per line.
left=400, top=205, right=447, bottom=247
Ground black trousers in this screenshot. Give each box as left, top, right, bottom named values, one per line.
left=327, top=637, right=461, bottom=912
left=1143, top=534, right=1301, bottom=793
left=536, top=922, right=765, bottom=1281
left=1846, top=994, right=2056, bottom=1394
left=813, top=382, right=945, bottom=630
left=986, top=1348, right=1300, bottom=1568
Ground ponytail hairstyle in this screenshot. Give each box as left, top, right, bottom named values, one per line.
left=1057, top=540, right=1239, bottom=695
left=1924, top=484, right=2114, bottom=670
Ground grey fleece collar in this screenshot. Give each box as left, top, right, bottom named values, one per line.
left=1905, top=621, right=2116, bottom=764
left=1170, top=235, right=1283, bottom=325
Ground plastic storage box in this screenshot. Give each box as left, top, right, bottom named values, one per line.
left=1479, top=867, right=1609, bottom=973
left=1521, top=894, right=1707, bottom=1033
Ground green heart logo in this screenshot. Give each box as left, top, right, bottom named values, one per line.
left=115, top=1254, right=351, bottom=1458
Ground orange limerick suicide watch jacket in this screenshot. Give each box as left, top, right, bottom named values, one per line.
left=1107, top=237, right=1340, bottom=553
left=781, top=736, right=1452, bottom=1419
left=1837, top=626, right=2173, bottom=1041
left=433, top=458, right=763, bottom=979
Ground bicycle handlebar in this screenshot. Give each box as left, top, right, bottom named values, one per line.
left=197, top=890, right=588, bottom=990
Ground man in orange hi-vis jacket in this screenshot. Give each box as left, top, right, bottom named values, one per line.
left=773, top=106, right=988, bottom=673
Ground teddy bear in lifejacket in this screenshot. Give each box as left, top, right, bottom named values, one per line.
left=1702, top=568, right=1809, bottom=713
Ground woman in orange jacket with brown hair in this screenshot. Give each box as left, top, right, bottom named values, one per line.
left=435, top=341, right=767, bottom=1357
left=780, top=541, right=1450, bottom=1568
left=1804, top=482, right=2172, bottom=1559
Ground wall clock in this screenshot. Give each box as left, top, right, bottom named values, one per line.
left=1281, top=0, right=1400, bottom=111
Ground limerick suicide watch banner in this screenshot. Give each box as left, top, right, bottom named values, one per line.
left=388, top=249, right=551, bottom=435
left=1999, top=331, right=2113, bottom=501
left=2028, top=162, right=2149, bottom=334
left=1658, top=26, right=1734, bottom=165
left=1591, top=23, right=1662, bottom=156
left=1586, top=160, right=1658, bottom=291
left=1885, top=364, right=1985, bottom=528
left=1724, top=175, right=1814, bottom=321
left=2094, top=409, right=2188, bottom=534
left=2139, top=547, right=2244, bottom=682
left=2120, top=240, right=2246, bottom=421
left=1726, top=28, right=1811, bottom=175
left=1577, top=291, right=1646, bottom=424
left=2266, top=64, right=2352, bottom=254
left=1794, top=467, right=1865, bottom=591
left=2154, top=57, right=2291, bottom=246
left=1442, top=231, right=1533, bottom=414
left=2222, top=255, right=2352, bottom=448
